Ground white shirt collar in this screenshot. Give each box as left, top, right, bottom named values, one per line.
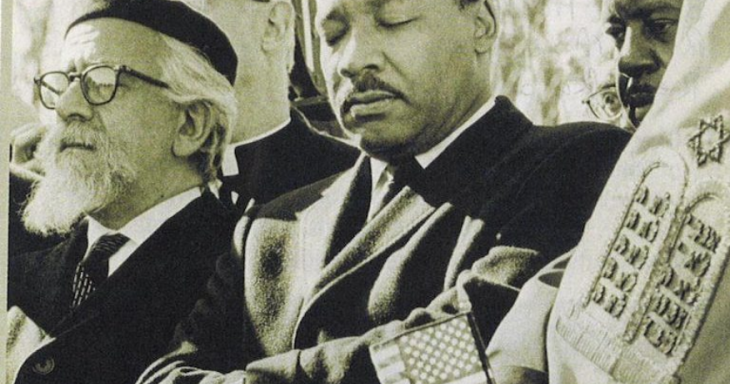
left=369, top=97, right=495, bottom=190
left=85, top=187, right=202, bottom=275
left=221, top=118, right=292, bottom=177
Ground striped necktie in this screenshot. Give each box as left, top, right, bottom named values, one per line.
left=71, top=233, right=129, bottom=309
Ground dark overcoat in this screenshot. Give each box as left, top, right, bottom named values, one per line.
left=141, top=98, right=631, bottom=384
left=7, top=193, right=235, bottom=384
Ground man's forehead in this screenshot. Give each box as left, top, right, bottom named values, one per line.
left=602, top=0, right=683, bottom=19
left=181, top=0, right=222, bottom=14
left=316, top=0, right=418, bottom=20
left=63, top=19, right=163, bottom=70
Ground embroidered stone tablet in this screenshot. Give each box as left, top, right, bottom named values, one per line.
left=547, top=116, right=730, bottom=384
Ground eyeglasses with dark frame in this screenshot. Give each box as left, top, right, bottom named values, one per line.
left=582, top=85, right=624, bottom=122
left=34, top=64, right=170, bottom=110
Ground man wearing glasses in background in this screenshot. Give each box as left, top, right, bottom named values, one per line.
left=583, top=0, right=683, bottom=132
left=6, top=2, right=239, bottom=383
left=583, top=62, right=630, bottom=132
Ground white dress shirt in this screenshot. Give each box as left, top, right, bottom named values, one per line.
left=84, top=187, right=202, bottom=277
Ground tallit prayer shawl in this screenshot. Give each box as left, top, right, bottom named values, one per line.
left=542, top=1, right=730, bottom=383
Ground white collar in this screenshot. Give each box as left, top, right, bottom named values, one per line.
left=86, top=187, right=202, bottom=256
left=221, top=118, right=292, bottom=177
left=370, top=97, right=495, bottom=189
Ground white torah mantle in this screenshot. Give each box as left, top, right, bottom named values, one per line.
left=545, top=2, right=730, bottom=383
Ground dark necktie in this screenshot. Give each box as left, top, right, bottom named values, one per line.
left=71, top=233, right=129, bottom=309
left=219, top=175, right=237, bottom=209
left=368, top=157, right=422, bottom=221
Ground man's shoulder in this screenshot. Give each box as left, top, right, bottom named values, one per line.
left=521, top=121, right=631, bottom=155
left=254, top=169, right=350, bottom=217
left=173, top=191, right=235, bottom=229
left=285, top=114, right=359, bottom=161
left=8, top=235, right=75, bottom=316
left=144, top=192, right=236, bottom=254
left=495, top=120, right=631, bottom=179
left=10, top=236, right=73, bottom=276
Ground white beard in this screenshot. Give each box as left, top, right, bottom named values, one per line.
left=22, top=122, right=137, bottom=236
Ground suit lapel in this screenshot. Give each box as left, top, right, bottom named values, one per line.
left=313, top=184, right=436, bottom=294
left=24, top=225, right=88, bottom=335
left=300, top=156, right=369, bottom=295
left=311, top=97, right=532, bottom=292
left=294, top=165, right=438, bottom=341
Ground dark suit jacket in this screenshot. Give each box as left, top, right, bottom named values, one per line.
left=224, top=109, right=358, bottom=210
left=140, top=97, right=631, bottom=384
left=7, top=192, right=235, bottom=384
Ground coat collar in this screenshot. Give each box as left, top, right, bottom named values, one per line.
left=415, top=96, right=533, bottom=206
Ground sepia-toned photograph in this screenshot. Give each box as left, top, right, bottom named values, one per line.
left=2, top=0, right=729, bottom=383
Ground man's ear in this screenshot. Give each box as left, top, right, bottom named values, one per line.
left=262, top=0, right=295, bottom=52
left=172, top=103, right=212, bottom=158
left=474, top=0, right=498, bottom=54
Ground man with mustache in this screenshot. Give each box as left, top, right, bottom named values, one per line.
left=139, top=0, right=629, bottom=383
left=609, top=0, right=683, bottom=129
left=6, top=1, right=239, bottom=383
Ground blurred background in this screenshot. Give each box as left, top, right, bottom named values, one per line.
left=8, top=0, right=618, bottom=128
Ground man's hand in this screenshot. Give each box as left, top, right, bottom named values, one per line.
left=10, top=123, right=47, bottom=182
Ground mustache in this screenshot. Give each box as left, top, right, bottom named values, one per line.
left=51, top=121, right=105, bottom=152
left=339, top=73, right=405, bottom=113
left=626, top=82, right=657, bottom=97
left=620, top=77, right=657, bottom=107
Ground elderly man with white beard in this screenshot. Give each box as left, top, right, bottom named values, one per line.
left=6, top=1, right=239, bottom=384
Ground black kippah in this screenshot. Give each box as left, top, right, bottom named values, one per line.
left=67, top=0, right=237, bottom=85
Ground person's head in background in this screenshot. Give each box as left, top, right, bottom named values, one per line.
left=584, top=61, right=632, bottom=132
left=602, top=0, right=683, bottom=128
left=181, top=0, right=297, bottom=142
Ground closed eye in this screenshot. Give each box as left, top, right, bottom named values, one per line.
left=320, top=20, right=348, bottom=47
left=324, top=30, right=346, bottom=46
left=646, top=18, right=678, bottom=41
left=379, top=18, right=415, bottom=29
left=605, top=23, right=626, bottom=48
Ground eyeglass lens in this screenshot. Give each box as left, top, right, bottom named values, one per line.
left=589, top=89, right=623, bottom=121
left=38, top=66, right=118, bottom=108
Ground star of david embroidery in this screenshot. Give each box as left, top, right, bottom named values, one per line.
left=688, top=115, right=728, bottom=166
